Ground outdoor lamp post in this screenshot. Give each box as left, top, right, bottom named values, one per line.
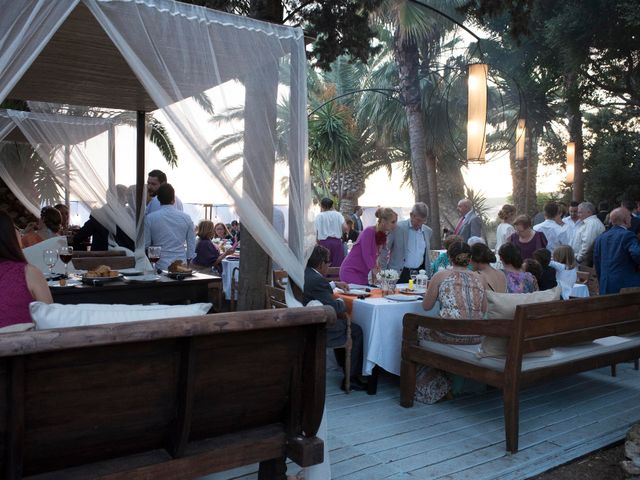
left=566, top=142, right=575, bottom=183
left=515, top=119, right=526, bottom=161
left=467, top=63, right=488, bottom=162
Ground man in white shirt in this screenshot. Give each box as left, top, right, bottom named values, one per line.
left=562, top=201, right=581, bottom=245
left=144, top=183, right=195, bottom=270
left=145, top=169, right=184, bottom=215
left=533, top=201, right=569, bottom=252
left=315, top=197, right=347, bottom=267
left=571, top=201, right=605, bottom=267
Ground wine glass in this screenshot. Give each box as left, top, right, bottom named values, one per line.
left=147, top=246, right=161, bottom=273
left=43, top=249, right=58, bottom=278
left=59, top=246, right=73, bottom=278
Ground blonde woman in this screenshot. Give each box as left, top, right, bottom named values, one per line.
left=494, top=204, right=516, bottom=253
left=192, top=220, right=235, bottom=273
left=339, top=207, right=397, bottom=285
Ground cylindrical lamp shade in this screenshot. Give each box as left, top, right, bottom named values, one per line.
left=566, top=142, right=575, bottom=183
left=515, top=119, right=526, bottom=161
left=467, top=63, right=488, bottom=162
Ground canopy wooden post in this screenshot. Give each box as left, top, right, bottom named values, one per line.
left=136, top=111, right=145, bottom=255
left=64, top=145, right=70, bottom=207
left=108, top=124, right=116, bottom=193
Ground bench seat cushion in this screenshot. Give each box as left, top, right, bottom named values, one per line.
left=30, top=301, right=213, bottom=329
left=419, top=335, right=640, bottom=372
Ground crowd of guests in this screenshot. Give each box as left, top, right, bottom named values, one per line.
left=305, top=195, right=640, bottom=399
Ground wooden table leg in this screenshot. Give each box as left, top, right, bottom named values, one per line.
left=367, top=365, right=380, bottom=395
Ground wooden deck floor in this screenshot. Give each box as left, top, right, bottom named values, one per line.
left=204, top=362, right=640, bottom=480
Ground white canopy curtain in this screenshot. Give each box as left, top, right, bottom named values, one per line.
left=0, top=108, right=138, bottom=247
left=86, top=0, right=313, bottom=288
left=0, top=0, right=313, bottom=289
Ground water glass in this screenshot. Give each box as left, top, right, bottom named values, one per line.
left=43, top=249, right=58, bottom=277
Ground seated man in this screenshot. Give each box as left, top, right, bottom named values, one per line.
left=303, top=245, right=366, bottom=391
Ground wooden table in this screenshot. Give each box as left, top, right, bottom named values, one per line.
left=51, top=272, right=221, bottom=306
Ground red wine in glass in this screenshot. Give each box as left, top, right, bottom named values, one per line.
left=148, top=255, right=160, bottom=264
left=59, top=253, right=73, bottom=264
left=58, top=246, right=73, bottom=278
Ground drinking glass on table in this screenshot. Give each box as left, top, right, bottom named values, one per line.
left=147, top=246, right=161, bottom=273
left=409, top=269, right=419, bottom=287
left=43, top=249, right=58, bottom=278
left=58, top=246, right=73, bottom=278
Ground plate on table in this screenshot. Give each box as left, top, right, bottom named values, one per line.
left=225, top=255, right=240, bottom=261
left=124, top=274, right=160, bottom=283
left=48, top=279, right=81, bottom=288
left=81, top=273, right=123, bottom=285
left=385, top=294, right=422, bottom=302
left=119, top=268, right=144, bottom=276
left=342, top=289, right=371, bottom=297
left=44, top=273, right=64, bottom=281
left=165, top=270, right=194, bottom=280
left=399, top=288, right=426, bottom=295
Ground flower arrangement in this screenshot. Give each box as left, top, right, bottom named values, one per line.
left=378, top=269, right=399, bottom=280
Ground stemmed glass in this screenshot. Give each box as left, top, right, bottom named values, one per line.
left=409, top=269, right=419, bottom=289
left=147, top=246, right=161, bottom=273
left=59, top=246, right=73, bottom=278
left=43, top=249, right=58, bottom=278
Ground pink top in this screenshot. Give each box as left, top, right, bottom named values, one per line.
left=0, top=261, right=34, bottom=327
left=339, top=226, right=379, bottom=284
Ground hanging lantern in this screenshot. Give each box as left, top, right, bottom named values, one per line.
left=566, top=142, right=575, bottom=183
left=515, top=119, right=526, bottom=161
left=467, top=63, right=488, bottom=162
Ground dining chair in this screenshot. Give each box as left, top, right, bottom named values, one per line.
left=325, top=266, right=341, bottom=280
left=272, top=269, right=288, bottom=289
left=230, top=266, right=240, bottom=311
left=265, top=285, right=287, bottom=309
left=71, top=256, right=136, bottom=270
left=578, top=266, right=599, bottom=296
left=336, top=317, right=353, bottom=394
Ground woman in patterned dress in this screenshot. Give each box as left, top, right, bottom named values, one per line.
left=414, top=241, right=487, bottom=404
left=498, top=242, right=539, bottom=293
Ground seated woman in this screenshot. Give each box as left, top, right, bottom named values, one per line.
left=192, top=220, right=235, bottom=273
left=416, top=241, right=487, bottom=404
left=0, top=211, right=52, bottom=329
left=431, top=234, right=463, bottom=273
left=498, top=243, right=539, bottom=293
left=470, top=243, right=507, bottom=293
left=213, top=222, right=233, bottom=242
left=340, top=207, right=397, bottom=285
left=21, top=206, right=63, bottom=248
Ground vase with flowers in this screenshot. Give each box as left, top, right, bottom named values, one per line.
left=378, top=269, right=399, bottom=295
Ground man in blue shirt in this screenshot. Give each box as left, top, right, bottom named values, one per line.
left=144, top=183, right=195, bottom=270
left=145, top=169, right=184, bottom=215
left=594, top=207, right=640, bottom=294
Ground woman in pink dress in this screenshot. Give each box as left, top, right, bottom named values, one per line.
left=0, top=211, right=52, bottom=329
left=339, top=207, right=397, bottom=285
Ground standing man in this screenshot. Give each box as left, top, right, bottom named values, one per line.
left=533, top=201, right=569, bottom=252
left=571, top=201, right=605, bottom=267
left=315, top=198, right=347, bottom=267
left=146, top=169, right=184, bottom=215
left=562, top=201, right=581, bottom=245
left=594, top=207, right=640, bottom=294
left=453, top=198, right=483, bottom=243
left=385, top=202, right=433, bottom=283
left=351, top=206, right=364, bottom=233
left=144, top=183, right=195, bottom=270
left=621, top=200, right=640, bottom=236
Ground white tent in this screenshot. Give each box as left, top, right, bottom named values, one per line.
left=0, top=0, right=313, bottom=288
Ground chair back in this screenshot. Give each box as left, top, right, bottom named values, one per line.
left=265, top=285, right=287, bottom=309
left=71, top=256, right=136, bottom=270
left=578, top=265, right=599, bottom=296
left=72, top=250, right=127, bottom=258
left=272, top=269, right=288, bottom=289
left=230, top=266, right=240, bottom=311
left=325, top=266, right=341, bottom=280
left=23, top=236, right=69, bottom=274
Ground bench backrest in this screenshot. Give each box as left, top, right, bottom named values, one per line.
left=0, top=306, right=334, bottom=478
left=515, top=292, right=640, bottom=353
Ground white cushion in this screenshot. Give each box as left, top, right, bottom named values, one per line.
left=479, top=287, right=561, bottom=357
left=30, top=302, right=212, bottom=330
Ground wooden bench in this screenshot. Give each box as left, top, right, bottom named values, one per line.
left=0, top=306, right=334, bottom=479
left=400, top=293, right=640, bottom=453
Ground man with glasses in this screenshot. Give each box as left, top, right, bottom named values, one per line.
left=303, top=245, right=365, bottom=391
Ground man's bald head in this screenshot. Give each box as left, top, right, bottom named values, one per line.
left=609, top=207, right=631, bottom=228
left=457, top=199, right=473, bottom=216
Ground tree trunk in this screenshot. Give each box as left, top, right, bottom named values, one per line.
left=393, top=30, right=441, bottom=247
left=237, top=0, right=283, bottom=311
left=565, top=71, right=585, bottom=202
left=510, top=132, right=538, bottom=218
left=437, top=157, right=465, bottom=232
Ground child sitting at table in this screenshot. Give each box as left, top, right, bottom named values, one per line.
left=548, top=245, right=578, bottom=299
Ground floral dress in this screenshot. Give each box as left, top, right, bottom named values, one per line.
left=503, top=270, right=538, bottom=293
left=415, top=270, right=486, bottom=404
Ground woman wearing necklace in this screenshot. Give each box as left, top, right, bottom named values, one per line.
left=508, top=214, right=547, bottom=261
left=339, top=207, right=397, bottom=285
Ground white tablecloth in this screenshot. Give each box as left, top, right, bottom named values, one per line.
left=350, top=285, right=438, bottom=376
left=570, top=283, right=589, bottom=298
left=221, top=258, right=239, bottom=300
